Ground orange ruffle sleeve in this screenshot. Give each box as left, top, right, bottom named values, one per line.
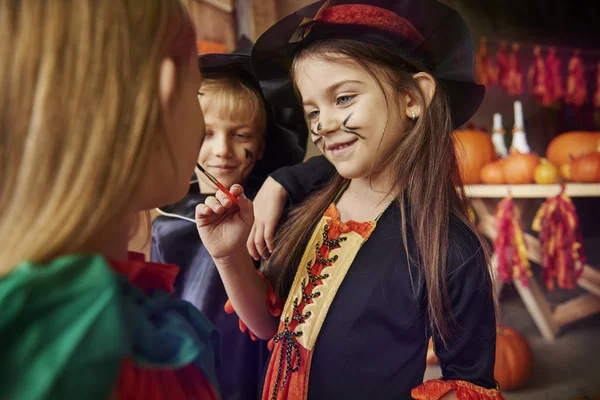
left=224, top=270, right=282, bottom=342
left=412, top=379, right=504, bottom=400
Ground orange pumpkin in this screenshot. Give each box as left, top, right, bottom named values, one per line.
left=546, top=131, right=600, bottom=167
left=495, top=325, right=533, bottom=391
left=480, top=159, right=506, bottom=184
left=534, top=159, right=560, bottom=184
left=571, top=150, right=600, bottom=183
left=504, top=150, right=540, bottom=184
left=453, top=130, right=496, bottom=184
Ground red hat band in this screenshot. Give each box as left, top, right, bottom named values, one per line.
left=304, top=4, right=426, bottom=46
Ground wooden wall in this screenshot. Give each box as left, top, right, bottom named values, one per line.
left=276, top=0, right=312, bottom=20
left=186, top=0, right=237, bottom=52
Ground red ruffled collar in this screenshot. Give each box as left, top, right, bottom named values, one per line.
left=109, top=252, right=180, bottom=294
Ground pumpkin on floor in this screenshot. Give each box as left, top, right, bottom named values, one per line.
left=453, top=130, right=496, bottom=184
left=495, top=325, right=533, bottom=391
left=546, top=131, right=600, bottom=167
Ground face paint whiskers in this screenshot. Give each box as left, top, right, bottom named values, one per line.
left=239, top=147, right=254, bottom=185
left=342, top=113, right=364, bottom=139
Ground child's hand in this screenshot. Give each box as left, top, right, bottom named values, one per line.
left=196, top=184, right=254, bottom=261
left=246, top=177, right=288, bottom=260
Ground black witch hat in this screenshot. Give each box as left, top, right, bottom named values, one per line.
left=199, top=36, right=308, bottom=180
left=250, top=0, right=484, bottom=128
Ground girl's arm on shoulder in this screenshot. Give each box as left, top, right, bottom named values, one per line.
left=248, top=155, right=335, bottom=260
left=269, top=155, right=335, bottom=205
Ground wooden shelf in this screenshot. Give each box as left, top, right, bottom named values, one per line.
left=464, top=183, right=600, bottom=198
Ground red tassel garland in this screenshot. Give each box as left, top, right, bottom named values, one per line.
left=532, top=188, right=585, bottom=290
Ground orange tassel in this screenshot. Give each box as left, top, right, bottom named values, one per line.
left=494, top=196, right=531, bottom=286
left=532, top=187, right=585, bottom=290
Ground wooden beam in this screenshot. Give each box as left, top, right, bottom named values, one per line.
left=234, top=0, right=252, bottom=40
left=579, top=267, right=600, bottom=297
left=250, top=0, right=277, bottom=41
left=187, top=1, right=236, bottom=51
left=514, top=278, right=560, bottom=341
left=202, top=0, right=233, bottom=13
left=553, top=294, right=600, bottom=327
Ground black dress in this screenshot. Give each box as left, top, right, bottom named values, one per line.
left=263, top=156, right=497, bottom=399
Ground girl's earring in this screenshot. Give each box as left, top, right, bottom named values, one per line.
left=411, top=111, right=417, bottom=121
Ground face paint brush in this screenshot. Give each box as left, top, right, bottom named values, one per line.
left=196, top=163, right=239, bottom=205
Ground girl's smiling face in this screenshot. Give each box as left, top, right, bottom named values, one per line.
left=294, top=54, right=407, bottom=181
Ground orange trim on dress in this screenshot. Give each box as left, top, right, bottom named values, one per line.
left=263, top=203, right=377, bottom=400
left=323, top=203, right=376, bottom=240
left=412, top=379, right=504, bottom=400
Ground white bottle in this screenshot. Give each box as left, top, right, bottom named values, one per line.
left=492, top=113, right=508, bottom=157
left=511, top=101, right=531, bottom=154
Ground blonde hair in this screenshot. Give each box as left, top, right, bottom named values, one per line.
left=199, top=73, right=267, bottom=135
left=0, top=0, right=196, bottom=275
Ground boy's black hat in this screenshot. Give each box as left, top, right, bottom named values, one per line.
left=199, top=36, right=308, bottom=178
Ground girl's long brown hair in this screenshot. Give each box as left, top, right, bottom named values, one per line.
left=264, top=39, right=493, bottom=343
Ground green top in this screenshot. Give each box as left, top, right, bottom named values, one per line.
left=0, top=254, right=220, bottom=400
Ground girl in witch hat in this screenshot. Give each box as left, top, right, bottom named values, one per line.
left=0, top=1, right=221, bottom=399
left=151, top=37, right=307, bottom=400
left=196, top=1, right=503, bottom=399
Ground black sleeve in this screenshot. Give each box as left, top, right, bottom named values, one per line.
left=269, top=155, right=335, bottom=205
left=433, top=226, right=497, bottom=389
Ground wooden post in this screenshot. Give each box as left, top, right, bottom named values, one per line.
left=250, top=0, right=277, bottom=40
left=186, top=0, right=236, bottom=51
left=234, top=0, right=252, bottom=40
left=514, top=277, right=561, bottom=341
